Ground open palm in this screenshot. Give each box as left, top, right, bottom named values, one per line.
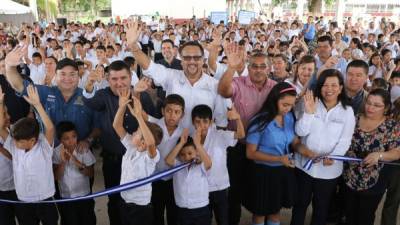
left=126, top=20, right=142, bottom=48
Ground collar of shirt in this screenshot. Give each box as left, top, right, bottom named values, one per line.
left=179, top=73, right=216, bottom=91
left=243, top=76, right=275, bottom=90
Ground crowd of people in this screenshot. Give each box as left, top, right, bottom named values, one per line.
left=0, top=13, right=399, bottom=225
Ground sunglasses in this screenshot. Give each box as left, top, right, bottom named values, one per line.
left=181, top=55, right=203, bottom=62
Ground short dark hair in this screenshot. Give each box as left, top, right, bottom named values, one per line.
left=161, top=39, right=174, bottom=47
left=317, top=35, right=333, bottom=46
left=96, top=45, right=106, bottom=51
left=372, top=78, right=389, bottom=90
left=106, top=45, right=114, bottom=51
left=179, top=136, right=195, bottom=149
left=390, top=71, right=400, bottom=80
left=32, top=52, right=42, bottom=59
left=191, top=104, right=212, bottom=121
left=367, top=88, right=392, bottom=115
left=74, top=41, right=83, bottom=46
left=164, top=94, right=185, bottom=111
left=123, top=56, right=135, bottom=68
left=46, top=56, right=58, bottom=64
left=146, top=122, right=163, bottom=146
left=108, top=60, right=130, bottom=75
left=11, top=118, right=40, bottom=141
left=381, top=48, right=392, bottom=57
left=178, top=41, right=204, bottom=56
left=346, top=59, right=369, bottom=75
left=56, top=121, right=77, bottom=140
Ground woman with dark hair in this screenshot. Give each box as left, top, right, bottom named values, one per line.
left=343, top=89, right=400, bottom=225
left=244, top=82, right=302, bottom=225
left=350, top=38, right=364, bottom=60
left=285, top=55, right=316, bottom=96
left=290, top=69, right=356, bottom=225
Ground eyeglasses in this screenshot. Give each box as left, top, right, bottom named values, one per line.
left=250, top=64, right=268, bottom=70
left=365, top=101, right=385, bottom=108
left=181, top=55, right=203, bottom=62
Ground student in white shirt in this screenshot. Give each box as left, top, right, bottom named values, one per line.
left=0, top=91, right=18, bottom=225
left=190, top=104, right=245, bottom=225
left=165, top=127, right=212, bottom=225
left=25, top=52, right=45, bottom=85
left=148, top=94, right=185, bottom=225
left=113, top=91, right=163, bottom=225
left=53, top=121, right=96, bottom=225
left=291, top=69, right=356, bottom=225
left=2, top=85, right=58, bottom=225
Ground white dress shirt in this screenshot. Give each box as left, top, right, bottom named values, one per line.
left=149, top=116, right=183, bottom=181
left=29, top=63, right=46, bottom=85
left=294, top=100, right=355, bottom=179
left=4, top=134, right=55, bottom=202
left=203, top=125, right=237, bottom=192
left=52, top=146, right=96, bottom=198
left=120, top=134, right=160, bottom=205
left=143, top=61, right=225, bottom=129
left=173, top=162, right=209, bottom=209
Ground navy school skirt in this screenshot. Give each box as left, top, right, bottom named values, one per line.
left=243, top=162, right=296, bottom=215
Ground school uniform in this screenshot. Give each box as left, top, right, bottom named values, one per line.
left=244, top=112, right=296, bottom=216
left=173, top=160, right=211, bottom=225
left=203, top=125, right=237, bottom=225
left=4, top=134, right=58, bottom=225
left=149, top=116, right=183, bottom=225
left=119, top=134, right=160, bottom=225
left=28, top=63, right=45, bottom=85
left=52, top=145, right=96, bottom=225
left=0, top=137, right=18, bottom=225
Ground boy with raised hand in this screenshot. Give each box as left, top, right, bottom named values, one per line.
left=113, top=89, right=163, bottom=225
left=3, top=85, right=58, bottom=225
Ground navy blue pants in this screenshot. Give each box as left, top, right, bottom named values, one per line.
left=209, top=189, right=228, bottom=225
left=0, top=190, right=18, bottom=225
left=178, top=205, right=211, bottom=225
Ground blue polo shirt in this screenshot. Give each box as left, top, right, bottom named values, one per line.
left=246, top=112, right=295, bottom=166
left=303, top=24, right=316, bottom=40
left=21, top=80, right=94, bottom=143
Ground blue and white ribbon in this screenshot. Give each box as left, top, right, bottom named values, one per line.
left=0, top=161, right=191, bottom=204
left=303, top=155, right=400, bottom=170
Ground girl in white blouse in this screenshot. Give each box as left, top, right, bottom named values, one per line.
left=290, top=69, right=356, bottom=225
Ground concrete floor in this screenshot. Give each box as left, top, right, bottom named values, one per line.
left=91, top=150, right=392, bottom=225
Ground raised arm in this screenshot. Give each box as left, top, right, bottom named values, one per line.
left=192, top=128, right=212, bottom=170
left=227, top=106, right=245, bottom=139
left=4, top=45, right=27, bottom=93
left=112, top=89, right=131, bottom=139
left=127, top=96, right=157, bottom=158
left=218, top=43, right=243, bottom=98
left=207, top=29, right=223, bottom=73
left=126, top=20, right=151, bottom=70
left=23, top=85, right=54, bottom=145
left=165, top=129, right=189, bottom=167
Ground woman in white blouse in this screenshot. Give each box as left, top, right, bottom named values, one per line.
left=290, top=69, right=356, bottom=225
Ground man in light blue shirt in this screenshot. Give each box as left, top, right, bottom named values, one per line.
left=303, top=16, right=316, bottom=45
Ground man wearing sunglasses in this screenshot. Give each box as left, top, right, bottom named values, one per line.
left=126, top=20, right=225, bottom=129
